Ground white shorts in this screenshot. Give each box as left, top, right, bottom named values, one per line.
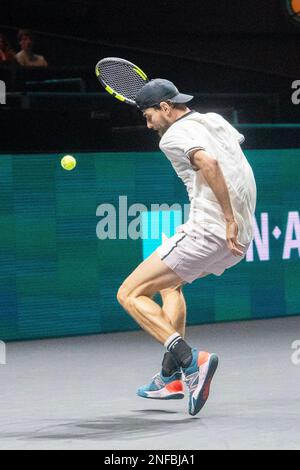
left=157, top=230, right=250, bottom=284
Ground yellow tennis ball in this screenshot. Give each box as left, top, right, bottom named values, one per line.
left=61, top=155, right=76, bottom=171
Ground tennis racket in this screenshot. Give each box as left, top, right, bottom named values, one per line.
left=95, top=57, right=149, bottom=106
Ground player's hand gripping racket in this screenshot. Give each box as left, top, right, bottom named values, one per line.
left=95, top=57, right=149, bottom=106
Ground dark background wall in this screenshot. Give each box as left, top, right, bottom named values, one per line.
left=1, top=0, right=299, bottom=152
left=2, top=0, right=300, bottom=35
left=1, top=0, right=300, bottom=77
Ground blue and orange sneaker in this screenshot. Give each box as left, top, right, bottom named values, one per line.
left=183, top=349, right=219, bottom=416
left=137, top=371, right=185, bottom=400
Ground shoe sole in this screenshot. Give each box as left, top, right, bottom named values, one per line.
left=137, top=392, right=185, bottom=400
left=189, top=353, right=219, bottom=416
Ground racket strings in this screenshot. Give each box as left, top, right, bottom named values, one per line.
left=99, top=61, right=147, bottom=101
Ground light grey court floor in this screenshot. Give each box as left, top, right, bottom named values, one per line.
left=0, top=317, right=299, bottom=450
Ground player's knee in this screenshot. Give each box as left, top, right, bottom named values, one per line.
left=127, top=294, right=141, bottom=312
left=117, top=284, right=129, bottom=308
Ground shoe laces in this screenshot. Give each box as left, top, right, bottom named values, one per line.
left=184, top=371, right=199, bottom=393
left=152, top=373, right=165, bottom=388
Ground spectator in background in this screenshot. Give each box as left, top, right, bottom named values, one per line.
left=15, top=29, right=48, bottom=67
left=0, top=33, right=15, bottom=63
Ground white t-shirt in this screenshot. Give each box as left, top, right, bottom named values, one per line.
left=159, top=111, right=257, bottom=245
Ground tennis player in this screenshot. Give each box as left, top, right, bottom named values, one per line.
left=117, top=79, right=257, bottom=416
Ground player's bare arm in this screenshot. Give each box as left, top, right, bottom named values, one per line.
left=190, top=149, right=244, bottom=257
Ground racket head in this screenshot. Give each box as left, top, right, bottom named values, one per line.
left=95, top=57, right=149, bottom=106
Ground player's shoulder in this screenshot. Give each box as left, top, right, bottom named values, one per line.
left=159, top=123, right=186, bottom=151
left=159, top=111, right=200, bottom=148
left=202, top=112, right=227, bottom=123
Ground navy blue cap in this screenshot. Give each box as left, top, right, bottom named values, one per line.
left=135, top=78, right=194, bottom=111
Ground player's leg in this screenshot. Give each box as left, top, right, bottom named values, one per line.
left=118, top=252, right=187, bottom=400
left=160, top=272, right=210, bottom=338
left=159, top=232, right=186, bottom=335
left=158, top=286, right=186, bottom=379
left=117, top=236, right=219, bottom=414
left=159, top=274, right=211, bottom=377
left=117, top=251, right=184, bottom=345
left=160, top=285, right=186, bottom=338
left=133, top=271, right=217, bottom=407
left=119, top=254, right=209, bottom=343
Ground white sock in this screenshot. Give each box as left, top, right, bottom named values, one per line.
left=164, top=333, right=181, bottom=351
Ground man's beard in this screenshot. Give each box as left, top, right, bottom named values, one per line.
left=157, top=124, right=170, bottom=138
left=157, top=129, right=166, bottom=138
